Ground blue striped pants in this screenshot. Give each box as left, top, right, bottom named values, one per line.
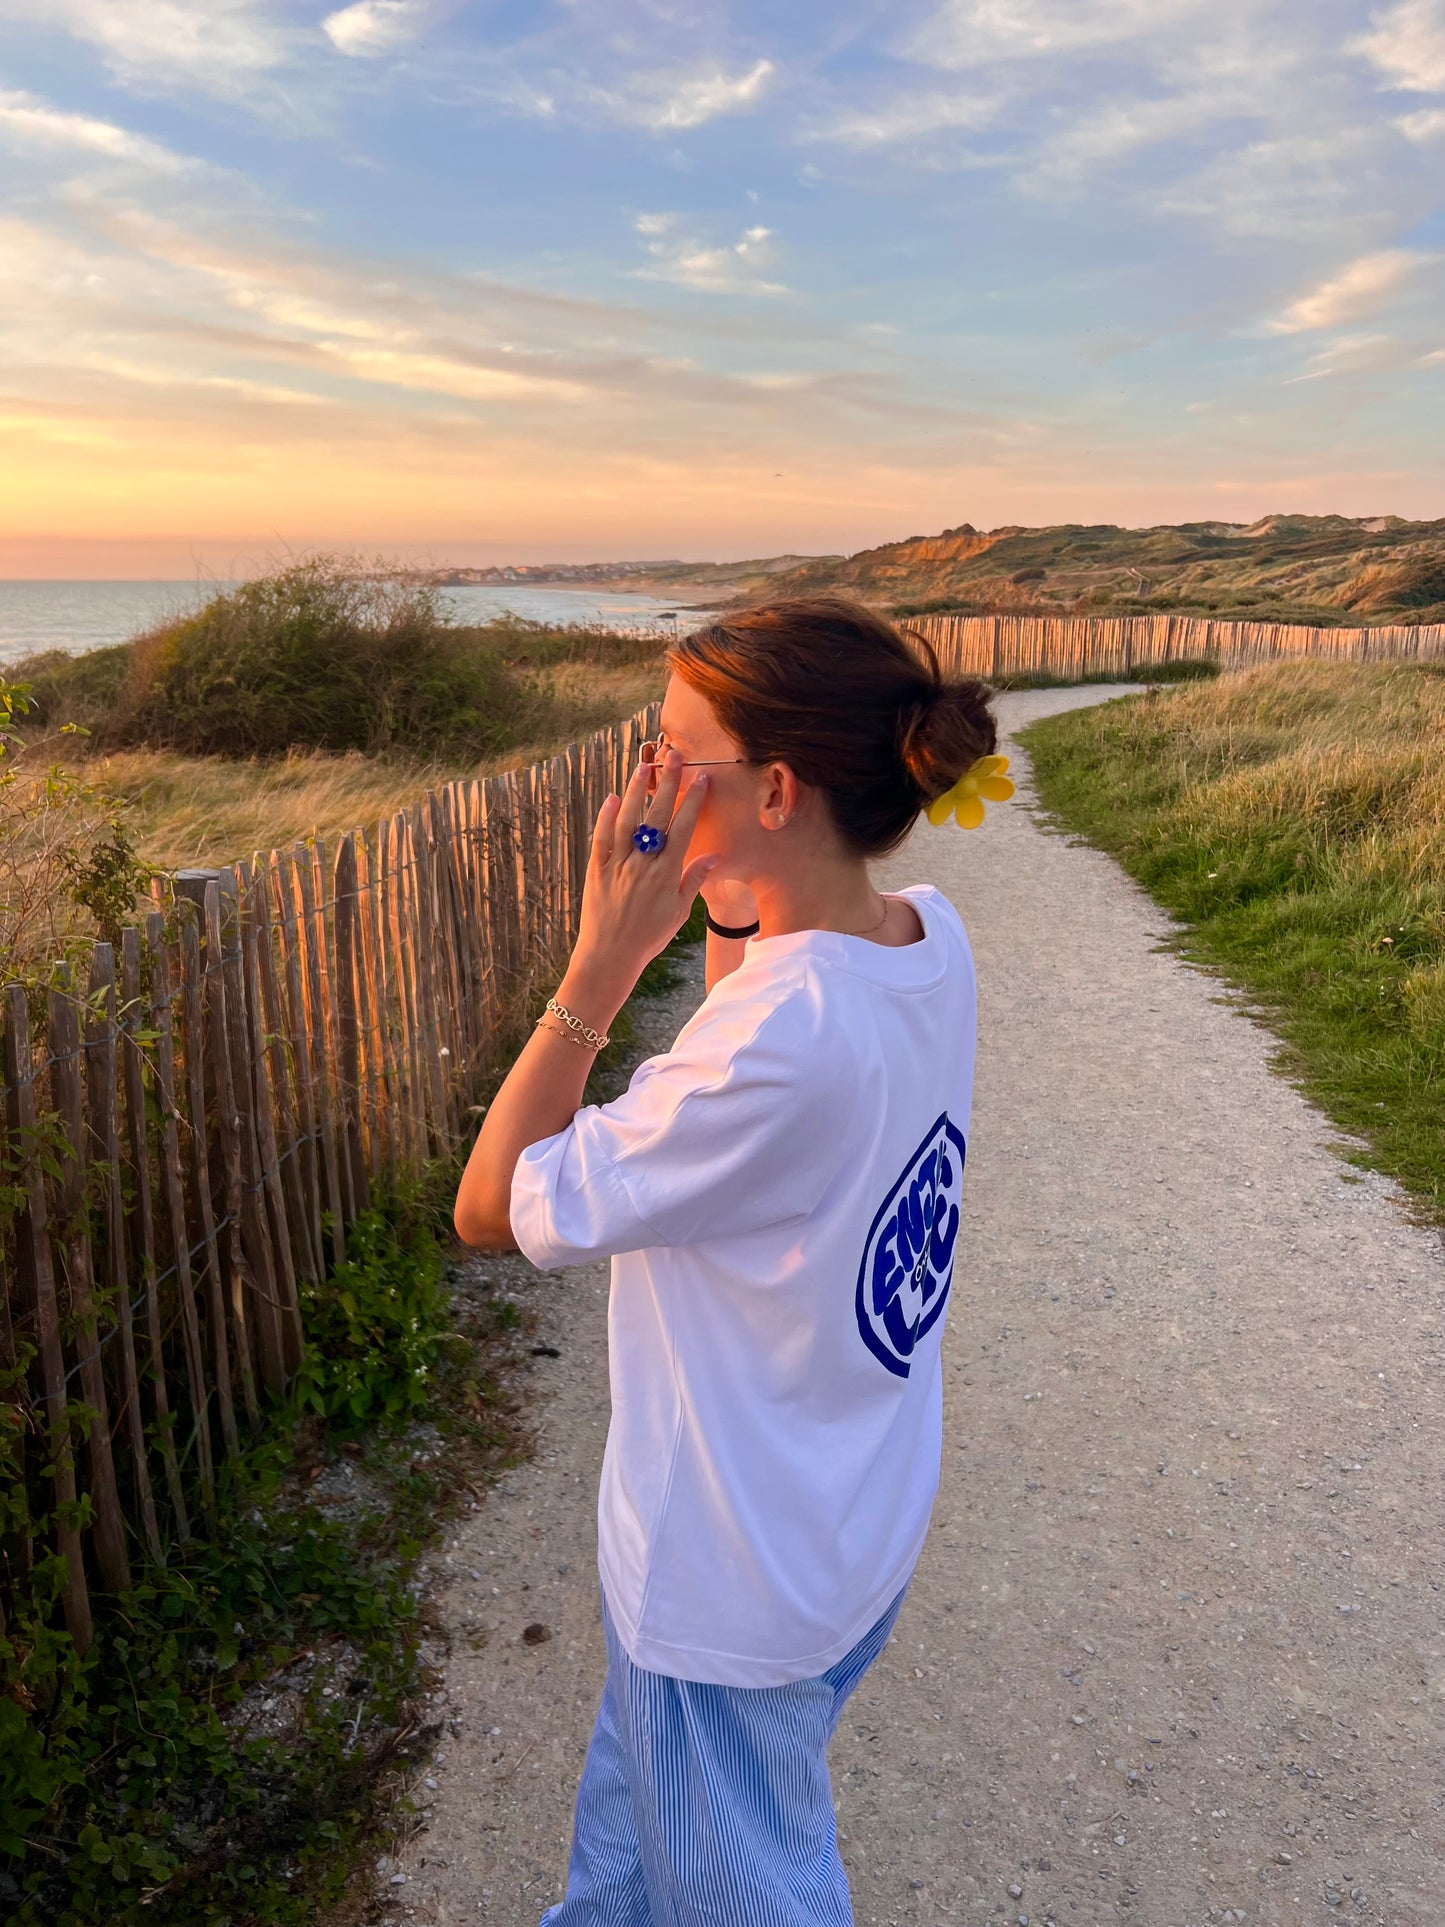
left=540, top=1587, right=906, bottom=1926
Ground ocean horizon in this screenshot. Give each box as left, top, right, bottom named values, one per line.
left=0, top=579, right=712, bottom=667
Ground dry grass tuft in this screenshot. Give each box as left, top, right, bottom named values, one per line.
left=47, top=659, right=665, bottom=872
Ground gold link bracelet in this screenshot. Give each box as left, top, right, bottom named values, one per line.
left=537, top=996, right=610, bottom=1053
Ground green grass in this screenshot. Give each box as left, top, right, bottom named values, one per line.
left=1019, top=660, right=1445, bottom=1224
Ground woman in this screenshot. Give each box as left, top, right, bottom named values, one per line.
left=455, top=596, right=1001, bottom=1925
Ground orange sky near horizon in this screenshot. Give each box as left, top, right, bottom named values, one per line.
left=6, top=410, right=1437, bottom=579
left=4, top=1, right=1442, bottom=579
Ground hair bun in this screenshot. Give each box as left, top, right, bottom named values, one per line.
left=898, top=677, right=997, bottom=802
left=669, top=595, right=1001, bottom=856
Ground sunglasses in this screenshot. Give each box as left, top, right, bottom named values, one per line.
left=639, top=737, right=751, bottom=793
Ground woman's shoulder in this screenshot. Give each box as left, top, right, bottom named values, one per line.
left=683, top=947, right=830, bottom=1048
left=622, top=956, right=853, bottom=1138
left=894, top=881, right=966, bottom=932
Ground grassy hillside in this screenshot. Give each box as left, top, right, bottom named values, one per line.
left=618, top=514, right=1445, bottom=625
left=1021, top=660, right=1445, bottom=1223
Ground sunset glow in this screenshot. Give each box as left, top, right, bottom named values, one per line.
left=2, top=1, right=1443, bottom=576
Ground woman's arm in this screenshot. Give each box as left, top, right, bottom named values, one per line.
left=454, top=751, right=717, bottom=1249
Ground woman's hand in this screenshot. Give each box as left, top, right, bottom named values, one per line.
left=454, top=750, right=716, bottom=1250
left=571, top=749, right=718, bottom=1003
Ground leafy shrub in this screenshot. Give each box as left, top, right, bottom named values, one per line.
left=293, top=1199, right=456, bottom=1427
left=1, top=1434, right=422, bottom=1926
left=14, top=568, right=676, bottom=764
left=120, top=558, right=540, bottom=758
left=13, top=645, right=132, bottom=734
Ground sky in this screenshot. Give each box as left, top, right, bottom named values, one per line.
left=1, top=0, right=1443, bottom=576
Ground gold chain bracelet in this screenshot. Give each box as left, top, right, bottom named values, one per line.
left=538, top=997, right=610, bottom=1053
left=536, top=1017, right=600, bottom=1052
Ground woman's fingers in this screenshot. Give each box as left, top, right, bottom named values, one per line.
left=614, top=755, right=654, bottom=847
left=590, top=792, right=621, bottom=871
left=680, top=854, right=722, bottom=900
left=644, top=748, right=685, bottom=834
left=662, top=766, right=710, bottom=858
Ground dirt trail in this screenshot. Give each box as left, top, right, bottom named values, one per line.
left=400, top=686, right=1445, bottom=1927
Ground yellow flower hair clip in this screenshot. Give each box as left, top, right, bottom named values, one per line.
left=925, top=754, right=1015, bottom=830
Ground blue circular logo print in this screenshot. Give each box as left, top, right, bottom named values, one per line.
left=855, top=1113, right=966, bottom=1379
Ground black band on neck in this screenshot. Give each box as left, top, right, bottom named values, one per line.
left=704, top=910, right=761, bottom=941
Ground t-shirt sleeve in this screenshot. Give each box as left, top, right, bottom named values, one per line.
left=510, top=977, right=848, bottom=1270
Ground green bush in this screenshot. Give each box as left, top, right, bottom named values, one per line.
left=0, top=1436, right=423, bottom=1926
left=15, top=570, right=674, bottom=763
left=889, top=597, right=993, bottom=617
left=121, top=559, right=540, bottom=758
left=293, top=1199, right=457, bottom=1427
left=13, top=645, right=132, bottom=734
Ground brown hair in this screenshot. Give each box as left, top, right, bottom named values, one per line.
left=667, top=596, right=997, bottom=857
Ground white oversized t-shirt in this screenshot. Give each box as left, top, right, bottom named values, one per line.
left=511, top=883, right=976, bottom=1687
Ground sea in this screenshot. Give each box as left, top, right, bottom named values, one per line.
left=0, top=580, right=712, bottom=668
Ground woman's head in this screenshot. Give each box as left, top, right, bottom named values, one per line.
left=661, top=596, right=997, bottom=866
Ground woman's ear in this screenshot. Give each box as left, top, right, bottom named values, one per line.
left=761, top=761, right=802, bottom=832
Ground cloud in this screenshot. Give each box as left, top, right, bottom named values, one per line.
left=6, top=0, right=304, bottom=109
left=818, top=0, right=1343, bottom=223
left=1150, top=127, right=1389, bottom=241
left=449, top=50, right=777, bottom=135
left=632, top=212, right=787, bottom=294
left=1396, top=104, right=1445, bottom=134
left=648, top=57, right=775, bottom=129
left=322, top=0, right=439, bottom=58
left=806, top=86, right=1004, bottom=150
left=909, top=0, right=1209, bottom=68
left=16, top=185, right=857, bottom=442
left=1350, top=0, right=1445, bottom=94
left=0, top=88, right=193, bottom=172
left=314, top=346, right=588, bottom=402
left=1281, top=331, right=1424, bottom=382
left=1016, top=90, right=1221, bottom=191
left=1265, top=248, right=1429, bottom=333
left=593, top=57, right=776, bottom=131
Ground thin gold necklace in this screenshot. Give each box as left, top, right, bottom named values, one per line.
left=843, top=897, right=889, bottom=938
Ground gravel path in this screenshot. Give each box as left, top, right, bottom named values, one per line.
left=402, top=686, right=1445, bottom=1927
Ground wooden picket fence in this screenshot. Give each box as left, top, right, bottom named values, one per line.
left=0, top=700, right=659, bottom=1652
left=909, top=611, right=1445, bottom=680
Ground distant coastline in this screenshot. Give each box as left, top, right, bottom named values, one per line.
left=0, top=580, right=712, bottom=667
left=8, top=509, right=1443, bottom=670
left=426, top=514, right=1445, bottom=627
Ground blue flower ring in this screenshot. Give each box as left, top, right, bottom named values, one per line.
left=632, top=823, right=667, bottom=856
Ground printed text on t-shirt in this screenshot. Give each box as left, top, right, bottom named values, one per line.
left=855, top=1113, right=965, bottom=1378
